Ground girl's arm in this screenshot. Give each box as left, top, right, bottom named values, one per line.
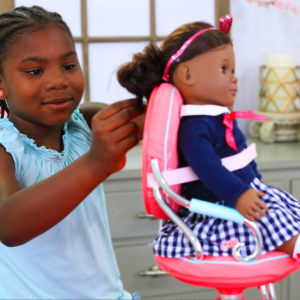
left=0, top=99, right=144, bottom=247
left=80, top=101, right=145, bottom=140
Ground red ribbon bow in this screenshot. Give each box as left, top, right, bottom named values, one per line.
left=219, top=14, right=233, bottom=34
left=222, top=111, right=268, bottom=151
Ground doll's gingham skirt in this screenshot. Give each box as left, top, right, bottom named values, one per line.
left=153, top=178, right=300, bottom=258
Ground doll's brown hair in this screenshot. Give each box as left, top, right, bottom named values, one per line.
left=117, top=22, right=232, bottom=101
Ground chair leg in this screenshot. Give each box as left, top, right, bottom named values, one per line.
left=268, top=283, right=276, bottom=300
left=215, top=294, right=244, bottom=299
left=260, top=285, right=270, bottom=300
left=216, top=289, right=245, bottom=299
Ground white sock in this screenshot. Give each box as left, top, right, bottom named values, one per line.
left=292, top=234, right=300, bottom=259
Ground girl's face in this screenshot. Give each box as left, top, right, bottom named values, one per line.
left=174, top=44, right=238, bottom=107
left=0, top=24, right=84, bottom=127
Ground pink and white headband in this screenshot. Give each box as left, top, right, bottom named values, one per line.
left=162, top=14, right=233, bottom=82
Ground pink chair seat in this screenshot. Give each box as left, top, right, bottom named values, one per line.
left=155, top=251, right=299, bottom=290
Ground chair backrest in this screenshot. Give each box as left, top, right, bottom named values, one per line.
left=142, top=83, right=183, bottom=219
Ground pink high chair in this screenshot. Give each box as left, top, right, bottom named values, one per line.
left=142, top=83, right=299, bottom=300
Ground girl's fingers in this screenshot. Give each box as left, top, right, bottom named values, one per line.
left=115, top=135, right=140, bottom=154
left=96, top=99, right=138, bottom=120
left=95, top=98, right=140, bottom=120
left=95, top=103, right=145, bottom=133
left=110, top=122, right=140, bottom=143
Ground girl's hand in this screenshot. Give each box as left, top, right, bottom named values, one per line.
left=235, top=189, right=268, bottom=222
left=88, top=98, right=145, bottom=177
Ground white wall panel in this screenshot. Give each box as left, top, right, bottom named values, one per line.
left=155, top=0, right=215, bottom=36
left=87, top=0, right=150, bottom=37
left=15, top=0, right=81, bottom=37
left=89, top=42, right=149, bottom=104
left=231, top=0, right=300, bottom=134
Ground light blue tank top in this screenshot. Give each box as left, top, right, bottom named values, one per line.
left=0, top=107, right=132, bottom=300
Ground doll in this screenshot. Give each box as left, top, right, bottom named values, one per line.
left=117, top=17, right=300, bottom=259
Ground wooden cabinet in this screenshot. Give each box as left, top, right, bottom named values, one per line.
left=291, top=179, right=300, bottom=200
left=104, top=137, right=300, bottom=299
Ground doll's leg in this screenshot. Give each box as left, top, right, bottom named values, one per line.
left=276, top=233, right=299, bottom=257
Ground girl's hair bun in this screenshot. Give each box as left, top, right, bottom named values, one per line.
left=117, top=43, right=164, bottom=100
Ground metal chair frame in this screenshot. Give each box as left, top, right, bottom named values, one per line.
left=150, top=158, right=277, bottom=300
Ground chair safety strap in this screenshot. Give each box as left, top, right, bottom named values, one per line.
left=147, top=143, right=257, bottom=188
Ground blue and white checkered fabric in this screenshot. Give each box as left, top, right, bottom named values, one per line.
left=153, top=178, right=300, bottom=257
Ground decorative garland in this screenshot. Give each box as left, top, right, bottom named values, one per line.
left=232, top=0, right=299, bottom=12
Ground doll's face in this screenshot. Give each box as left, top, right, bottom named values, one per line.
left=173, top=44, right=237, bottom=107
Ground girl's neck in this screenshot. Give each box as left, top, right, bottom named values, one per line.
left=9, top=115, right=64, bottom=152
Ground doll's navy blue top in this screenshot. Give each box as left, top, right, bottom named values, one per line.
left=178, top=111, right=261, bottom=208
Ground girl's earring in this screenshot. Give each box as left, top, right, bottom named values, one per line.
left=0, top=91, right=4, bottom=98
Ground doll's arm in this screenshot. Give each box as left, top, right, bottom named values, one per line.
left=179, top=120, right=250, bottom=208
left=80, top=101, right=145, bottom=140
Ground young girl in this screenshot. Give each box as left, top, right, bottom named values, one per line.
left=117, top=19, right=300, bottom=260
left=0, top=6, right=144, bottom=299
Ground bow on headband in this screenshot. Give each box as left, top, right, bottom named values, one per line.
left=162, top=14, right=233, bottom=81
left=220, top=14, right=233, bottom=34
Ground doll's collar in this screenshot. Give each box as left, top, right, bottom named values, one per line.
left=180, top=104, right=230, bottom=117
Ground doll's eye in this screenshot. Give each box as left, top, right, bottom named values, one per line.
left=221, top=66, right=226, bottom=74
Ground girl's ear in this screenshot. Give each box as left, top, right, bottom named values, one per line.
left=0, top=76, right=6, bottom=99
left=176, top=63, right=195, bottom=86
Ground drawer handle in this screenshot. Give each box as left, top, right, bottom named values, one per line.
left=137, top=212, right=157, bottom=220
left=139, top=264, right=168, bottom=277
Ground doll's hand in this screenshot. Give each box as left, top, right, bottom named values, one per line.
left=235, top=189, right=268, bottom=222
left=88, top=98, right=145, bottom=177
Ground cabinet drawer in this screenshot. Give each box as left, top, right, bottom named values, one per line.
left=114, top=243, right=206, bottom=298
left=144, top=285, right=281, bottom=300
left=106, top=191, right=160, bottom=240
left=264, top=180, right=284, bottom=190
left=291, top=179, right=300, bottom=201
left=104, top=178, right=142, bottom=193
left=143, top=289, right=217, bottom=299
